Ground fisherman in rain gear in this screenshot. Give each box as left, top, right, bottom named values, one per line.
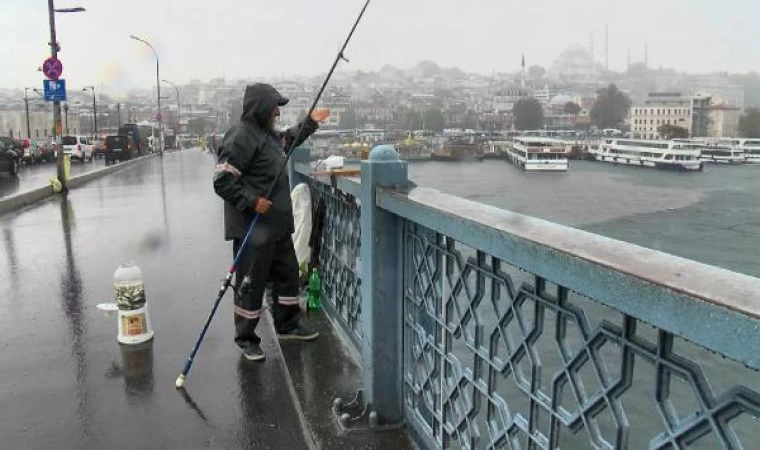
left=214, top=83, right=330, bottom=361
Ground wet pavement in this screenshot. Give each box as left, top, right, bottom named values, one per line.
left=281, top=312, right=414, bottom=450
left=0, top=158, right=107, bottom=199
left=0, top=150, right=312, bottom=449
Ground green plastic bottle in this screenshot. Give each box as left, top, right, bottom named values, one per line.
left=308, top=268, right=322, bottom=310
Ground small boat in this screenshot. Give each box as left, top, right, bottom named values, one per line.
left=430, top=138, right=484, bottom=161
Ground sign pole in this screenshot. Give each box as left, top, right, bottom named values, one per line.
left=47, top=0, right=66, bottom=192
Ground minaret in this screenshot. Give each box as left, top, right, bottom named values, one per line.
left=589, top=33, right=595, bottom=61
left=521, top=53, right=526, bottom=89
left=627, top=49, right=631, bottom=70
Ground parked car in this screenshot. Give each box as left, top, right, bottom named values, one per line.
left=104, top=135, right=135, bottom=165
left=39, top=141, right=56, bottom=162
left=17, top=139, right=43, bottom=163
left=61, top=135, right=94, bottom=162
left=0, top=136, right=22, bottom=176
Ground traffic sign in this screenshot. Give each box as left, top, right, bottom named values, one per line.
left=42, top=57, right=63, bottom=80
left=43, top=79, right=67, bottom=102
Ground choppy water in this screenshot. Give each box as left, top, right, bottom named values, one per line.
left=406, top=159, right=760, bottom=448
left=409, top=160, right=760, bottom=278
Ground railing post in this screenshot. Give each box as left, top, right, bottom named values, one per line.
left=358, top=145, right=410, bottom=423
left=288, top=145, right=311, bottom=190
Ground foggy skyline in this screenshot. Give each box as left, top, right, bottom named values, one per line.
left=1, top=0, right=758, bottom=92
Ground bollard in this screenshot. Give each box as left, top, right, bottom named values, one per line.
left=63, top=154, right=71, bottom=181
left=114, top=261, right=154, bottom=345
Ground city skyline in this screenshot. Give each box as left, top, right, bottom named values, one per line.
left=2, top=0, right=759, bottom=91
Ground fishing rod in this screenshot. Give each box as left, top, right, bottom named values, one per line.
left=176, top=0, right=372, bottom=389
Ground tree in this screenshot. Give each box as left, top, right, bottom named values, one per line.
left=738, top=108, right=760, bottom=138
left=658, top=124, right=689, bottom=139
left=590, top=84, right=632, bottom=129
left=513, top=98, right=544, bottom=130
left=424, top=108, right=446, bottom=131
left=340, top=107, right=359, bottom=129
left=405, top=110, right=423, bottom=130
left=564, top=101, right=582, bottom=115
left=528, top=65, right=546, bottom=80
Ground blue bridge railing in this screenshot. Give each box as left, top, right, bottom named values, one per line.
left=305, top=176, right=363, bottom=348
left=289, top=145, right=760, bottom=449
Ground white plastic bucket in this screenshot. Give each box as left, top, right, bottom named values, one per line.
left=118, top=305, right=154, bottom=345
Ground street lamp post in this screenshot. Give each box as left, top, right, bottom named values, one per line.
left=82, top=86, right=96, bottom=138
left=23, top=87, right=36, bottom=139
left=162, top=79, right=180, bottom=144
left=47, top=1, right=85, bottom=192
left=63, top=102, right=69, bottom=135
left=130, top=35, right=162, bottom=154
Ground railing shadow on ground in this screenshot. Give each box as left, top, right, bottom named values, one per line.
left=288, top=144, right=760, bottom=450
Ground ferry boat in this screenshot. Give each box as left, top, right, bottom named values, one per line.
left=739, top=139, right=760, bottom=164
left=507, top=137, right=569, bottom=171
left=430, top=137, right=485, bottom=161
left=590, top=139, right=702, bottom=171
left=699, top=144, right=745, bottom=164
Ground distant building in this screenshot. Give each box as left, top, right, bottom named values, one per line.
left=691, top=74, right=745, bottom=110
left=319, top=93, right=352, bottom=128
left=708, top=103, right=740, bottom=138
left=0, top=108, right=83, bottom=139
left=492, top=87, right=527, bottom=112
left=544, top=94, right=580, bottom=130
left=629, top=92, right=711, bottom=139
left=547, top=46, right=602, bottom=84
left=478, top=111, right=513, bottom=131
left=532, top=86, right=552, bottom=104
left=691, top=95, right=712, bottom=138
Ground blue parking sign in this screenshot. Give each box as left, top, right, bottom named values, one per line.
left=43, top=79, right=67, bottom=102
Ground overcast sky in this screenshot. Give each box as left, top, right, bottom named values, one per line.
left=1, top=0, right=757, bottom=93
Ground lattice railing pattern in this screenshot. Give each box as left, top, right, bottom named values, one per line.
left=402, top=221, right=760, bottom=450
left=308, top=180, right=362, bottom=346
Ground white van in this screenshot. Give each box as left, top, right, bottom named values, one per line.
left=61, top=135, right=94, bottom=162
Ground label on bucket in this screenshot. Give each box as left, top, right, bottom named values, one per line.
left=122, top=313, right=147, bottom=336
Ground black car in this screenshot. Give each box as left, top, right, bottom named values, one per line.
left=0, top=136, right=21, bottom=176
left=104, top=135, right=135, bottom=165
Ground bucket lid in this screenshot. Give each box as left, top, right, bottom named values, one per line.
left=96, top=303, right=119, bottom=312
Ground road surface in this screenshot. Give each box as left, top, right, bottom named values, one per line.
left=0, top=150, right=309, bottom=449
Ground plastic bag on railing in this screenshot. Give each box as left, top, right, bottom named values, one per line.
left=291, top=183, right=313, bottom=278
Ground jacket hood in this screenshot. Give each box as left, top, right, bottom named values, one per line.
left=241, top=83, right=289, bottom=127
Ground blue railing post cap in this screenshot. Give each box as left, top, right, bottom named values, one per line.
left=369, top=145, right=400, bottom=162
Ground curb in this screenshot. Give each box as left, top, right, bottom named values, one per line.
left=0, top=153, right=158, bottom=216
left=262, top=311, right=319, bottom=450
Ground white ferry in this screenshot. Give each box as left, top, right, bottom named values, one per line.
left=699, top=144, right=745, bottom=164
left=507, top=137, right=569, bottom=171
left=590, top=139, right=702, bottom=171
left=738, top=139, right=760, bottom=164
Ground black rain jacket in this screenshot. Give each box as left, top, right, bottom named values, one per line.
left=214, top=83, right=318, bottom=245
